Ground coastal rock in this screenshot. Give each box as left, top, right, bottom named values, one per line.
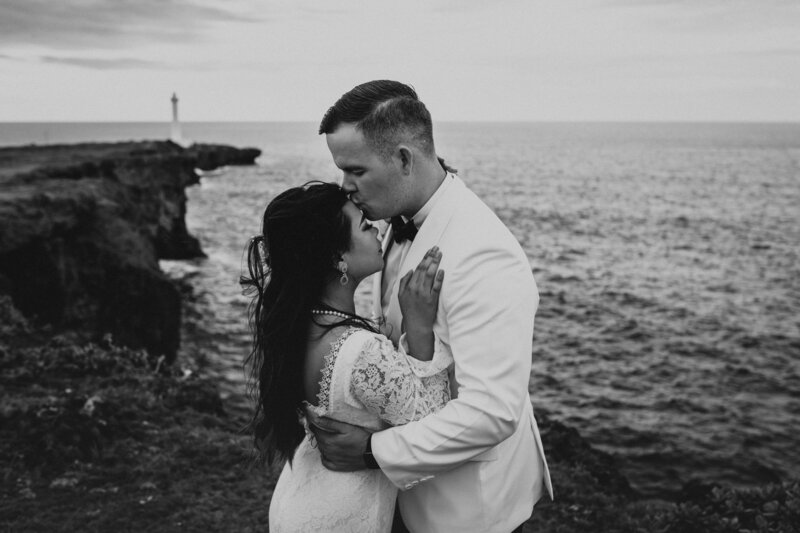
left=537, top=410, right=634, bottom=497
left=527, top=410, right=640, bottom=531
left=185, top=143, right=262, bottom=171
left=0, top=141, right=260, bottom=361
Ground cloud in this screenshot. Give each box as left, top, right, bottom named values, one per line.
left=35, top=54, right=235, bottom=71
left=742, top=48, right=800, bottom=58
left=595, top=0, right=800, bottom=20
left=430, top=0, right=519, bottom=14
left=0, top=0, right=258, bottom=49
left=599, top=0, right=798, bottom=6
left=292, top=5, right=353, bottom=17
left=594, top=0, right=800, bottom=23
left=589, top=0, right=800, bottom=52
left=39, top=56, right=166, bottom=70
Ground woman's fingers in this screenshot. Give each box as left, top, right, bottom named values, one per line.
left=425, top=250, right=441, bottom=278
left=421, top=250, right=441, bottom=293
left=399, top=269, right=413, bottom=295
left=414, top=247, right=436, bottom=274
left=401, top=246, right=444, bottom=297
left=410, top=247, right=436, bottom=288
left=431, top=269, right=444, bottom=294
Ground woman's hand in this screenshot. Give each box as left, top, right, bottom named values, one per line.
left=398, top=246, right=444, bottom=360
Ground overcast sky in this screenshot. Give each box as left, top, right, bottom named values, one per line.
left=1, top=0, right=798, bottom=122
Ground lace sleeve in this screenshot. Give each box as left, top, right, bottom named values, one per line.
left=350, top=334, right=452, bottom=426
left=396, top=332, right=453, bottom=377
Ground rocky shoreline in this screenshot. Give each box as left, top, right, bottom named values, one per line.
left=0, top=141, right=260, bottom=361
left=1, top=141, right=796, bottom=532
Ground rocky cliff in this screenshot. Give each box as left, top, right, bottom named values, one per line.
left=0, top=141, right=260, bottom=361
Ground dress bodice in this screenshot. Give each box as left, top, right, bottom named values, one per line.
left=307, top=327, right=453, bottom=430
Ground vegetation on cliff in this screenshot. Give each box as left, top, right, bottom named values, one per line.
left=1, top=296, right=274, bottom=531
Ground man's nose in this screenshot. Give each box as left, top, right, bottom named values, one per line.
left=341, top=176, right=356, bottom=193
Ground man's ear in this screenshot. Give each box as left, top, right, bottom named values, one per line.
left=397, top=145, right=414, bottom=175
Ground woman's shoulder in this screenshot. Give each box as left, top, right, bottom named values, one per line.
left=339, top=326, right=388, bottom=349
left=329, top=327, right=395, bottom=364
left=311, top=325, right=385, bottom=355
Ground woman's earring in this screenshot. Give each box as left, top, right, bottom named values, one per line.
left=337, top=261, right=349, bottom=285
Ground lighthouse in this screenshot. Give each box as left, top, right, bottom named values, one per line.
left=170, top=92, right=183, bottom=144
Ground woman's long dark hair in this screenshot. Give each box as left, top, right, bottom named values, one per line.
left=241, top=181, right=376, bottom=464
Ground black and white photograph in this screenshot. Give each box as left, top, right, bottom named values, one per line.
left=1, top=1, right=798, bottom=531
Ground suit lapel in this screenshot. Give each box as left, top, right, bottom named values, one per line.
left=385, top=175, right=464, bottom=333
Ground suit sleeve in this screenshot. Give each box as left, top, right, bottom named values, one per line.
left=371, top=242, right=538, bottom=489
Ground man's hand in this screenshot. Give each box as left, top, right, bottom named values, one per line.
left=305, top=407, right=372, bottom=472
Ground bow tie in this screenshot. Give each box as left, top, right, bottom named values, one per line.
left=390, top=216, right=418, bottom=243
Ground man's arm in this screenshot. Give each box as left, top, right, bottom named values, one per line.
left=369, top=245, right=538, bottom=487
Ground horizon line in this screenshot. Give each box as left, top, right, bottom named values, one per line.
left=2, top=119, right=800, bottom=125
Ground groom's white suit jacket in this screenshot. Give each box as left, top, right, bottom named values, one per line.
left=371, top=175, right=553, bottom=533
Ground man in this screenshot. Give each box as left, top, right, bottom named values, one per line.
left=308, top=80, right=553, bottom=533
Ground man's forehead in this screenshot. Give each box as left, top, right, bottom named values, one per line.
left=327, top=123, right=365, bottom=147
left=327, top=125, right=374, bottom=165
left=330, top=148, right=363, bottom=169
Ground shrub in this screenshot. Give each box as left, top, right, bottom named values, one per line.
left=653, top=481, right=800, bottom=533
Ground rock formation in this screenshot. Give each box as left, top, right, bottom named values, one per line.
left=0, top=141, right=260, bottom=362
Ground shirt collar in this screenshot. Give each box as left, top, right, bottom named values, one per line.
left=409, top=172, right=455, bottom=228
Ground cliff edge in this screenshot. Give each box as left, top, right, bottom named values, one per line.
left=0, top=141, right=260, bottom=361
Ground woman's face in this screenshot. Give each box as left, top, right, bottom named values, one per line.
left=340, top=201, right=384, bottom=283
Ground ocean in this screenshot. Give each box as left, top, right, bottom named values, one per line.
left=2, top=121, right=798, bottom=497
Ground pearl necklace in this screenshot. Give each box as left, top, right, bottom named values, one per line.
left=310, top=308, right=353, bottom=320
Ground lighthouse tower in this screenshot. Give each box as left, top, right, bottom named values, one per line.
left=170, top=92, right=184, bottom=145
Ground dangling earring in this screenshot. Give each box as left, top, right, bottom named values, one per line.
left=337, top=261, right=349, bottom=285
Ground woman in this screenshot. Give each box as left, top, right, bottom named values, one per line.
left=242, top=182, right=451, bottom=532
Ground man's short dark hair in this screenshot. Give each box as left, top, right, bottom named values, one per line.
left=318, top=80, right=435, bottom=159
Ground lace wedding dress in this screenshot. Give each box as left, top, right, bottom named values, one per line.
left=268, top=327, right=453, bottom=533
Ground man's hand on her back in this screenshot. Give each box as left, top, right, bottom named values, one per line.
left=305, top=407, right=372, bottom=471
